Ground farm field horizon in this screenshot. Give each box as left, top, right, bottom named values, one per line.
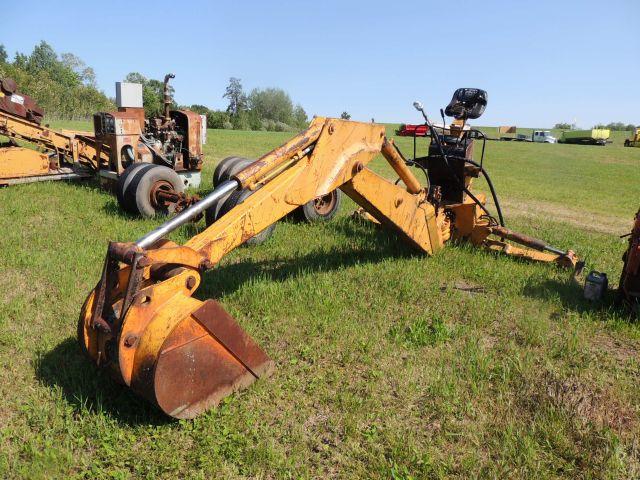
left=1, top=121, right=640, bottom=478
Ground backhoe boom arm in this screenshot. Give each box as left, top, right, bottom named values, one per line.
left=79, top=117, right=577, bottom=419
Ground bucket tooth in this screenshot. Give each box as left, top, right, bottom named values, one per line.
left=141, top=299, right=274, bottom=419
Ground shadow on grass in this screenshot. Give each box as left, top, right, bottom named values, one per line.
left=34, top=221, right=412, bottom=424
left=35, top=337, right=172, bottom=426
left=197, top=219, right=417, bottom=298
left=522, top=276, right=623, bottom=317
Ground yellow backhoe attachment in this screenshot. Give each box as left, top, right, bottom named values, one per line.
left=0, top=109, right=109, bottom=185
left=0, top=147, right=50, bottom=178
left=79, top=116, right=577, bottom=419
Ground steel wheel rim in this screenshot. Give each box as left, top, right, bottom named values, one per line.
left=150, top=180, right=174, bottom=209
left=312, top=191, right=337, bottom=216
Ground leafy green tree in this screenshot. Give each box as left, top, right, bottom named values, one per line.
left=340, top=111, right=351, bottom=120
left=223, top=77, right=247, bottom=116
left=13, top=52, right=28, bottom=69
left=293, top=105, right=308, bottom=128
left=207, top=110, right=230, bottom=129
left=0, top=41, right=113, bottom=120
left=593, top=122, right=636, bottom=131
left=554, top=122, right=572, bottom=130
left=124, top=72, right=147, bottom=84
left=27, top=41, right=58, bottom=73
left=231, top=110, right=252, bottom=130
left=248, top=87, right=294, bottom=125
left=0, top=45, right=7, bottom=64
left=61, top=52, right=96, bottom=87
left=123, top=72, right=174, bottom=117
left=188, top=104, right=210, bottom=115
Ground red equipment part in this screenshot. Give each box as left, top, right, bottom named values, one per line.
left=618, top=209, right=640, bottom=314
left=0, top=78, right=44, bottom=125
left=395, top=124, right=430, bottom=137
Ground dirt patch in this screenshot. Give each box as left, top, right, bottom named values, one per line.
left=590, top=332, right=640, bottom=364
left=534, top=372, right=636, bottom=433
left=500, top=198, right=630, bottom=235
left=440, top=280, right=487, bottom=296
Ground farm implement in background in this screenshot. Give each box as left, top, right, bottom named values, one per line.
left=79, top=87, right=579, bottom=419
left=624, top=127, right=640, bottom=148
left=0, top=75, right=205, bottom=217
left=559, top=128, right=610, bottom=146
left=395, top=123, right=430, bottom=137
left=496, top=126, right=557, bottom=143
left=0, top=77, right=108, bottom=184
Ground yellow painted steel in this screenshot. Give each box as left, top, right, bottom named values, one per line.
left=0, top=147, right=49, bottom=179
left=625, top=128, right=640, bottom=148
left=79, top=117, right=578, bottom=418
left=342, top=167, right=448, bottom=253
left=380, top=138, right=422, bottom=194
left=0, top=110, right=109, bottom=179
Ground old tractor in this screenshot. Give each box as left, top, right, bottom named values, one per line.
left=78, top=88, right=578, bottom=419
left=0, top=74, right=205, bottom=217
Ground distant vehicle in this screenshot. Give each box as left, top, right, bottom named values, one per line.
left=532, top=130, right=557, bottom=143
left=396, top=123, right=430, bottom=137
left=559, top=129, right=610, bottom=146
left=514, top=133, right=531, bottom=142
left=624, top=127, right=640, bottom=148
left=499, top=127, right=556, bottom=143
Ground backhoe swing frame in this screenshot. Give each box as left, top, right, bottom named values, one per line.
left=79, top=117, right=576, bottom=419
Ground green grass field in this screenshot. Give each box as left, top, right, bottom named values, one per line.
left=1, top=122, right=639, bottom=479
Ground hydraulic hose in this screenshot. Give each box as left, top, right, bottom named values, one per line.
left=428, top=126, right=502, bottom=226
left=459, top=157, right=505, bottom=227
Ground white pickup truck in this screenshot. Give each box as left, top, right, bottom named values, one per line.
left=531, top=130, right=557, bottom=143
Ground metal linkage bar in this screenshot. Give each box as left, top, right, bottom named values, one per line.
left=136, top=179, right=239, bottom=248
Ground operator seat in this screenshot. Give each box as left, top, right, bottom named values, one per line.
left=444, top=88, right=488, bottom=121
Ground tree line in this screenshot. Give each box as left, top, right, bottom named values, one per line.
left=0, top=41, right=312, bottom=131
left=0, top=42, right=317, bottom=131
left=0, top=41, right=114, bottom=120
left=186, top=77, right=309, bottom=131
left=554, top=121, right=636, bottom=131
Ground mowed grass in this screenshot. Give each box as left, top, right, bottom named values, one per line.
left=1, top=121, right=640, bottom=479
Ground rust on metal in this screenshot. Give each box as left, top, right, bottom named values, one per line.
left=234, top=117, right=325, bottom=188
left=0, top=77, right=44, bottom=124
left=79, top=115, right=580, bottom=420
left=312, top=191, right=338, bottom=215
left=490, top=225, right=548, bottom=251
left=141, top=299, right=274, bottom=419
left=619, top=209, right=640, bottom=313
left=192, top=300, right=274, bottom=378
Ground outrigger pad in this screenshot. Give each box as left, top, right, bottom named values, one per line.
left=152, top=299, right=275, bottom=419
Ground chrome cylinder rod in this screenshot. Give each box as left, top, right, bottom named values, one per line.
left=136, top=179, right=239, bottom=249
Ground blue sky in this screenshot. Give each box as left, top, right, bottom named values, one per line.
left=2, top=0, right=638, bottom=128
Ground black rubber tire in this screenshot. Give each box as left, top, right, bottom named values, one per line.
left=295, top=189, right=342, bottom=223
left=204, top=190, right=235, bottom=226
left=218, top=157, right=254, bottom=184
left=122, top=164, right=185, bottom=217
left=205, top=157, right=255, bottom=225
left=213, top=156, right=243, bottom=187
left=116, top=163, right=149, bottom=212
left=216, top=188, right=276, bottom=246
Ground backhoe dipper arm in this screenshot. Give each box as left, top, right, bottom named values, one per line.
left=79, top=117, right=577, bottom=419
